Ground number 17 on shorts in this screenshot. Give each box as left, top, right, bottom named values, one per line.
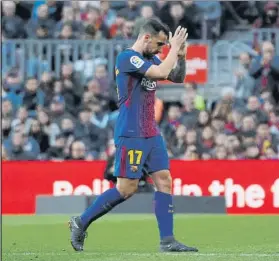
left=114, top=137, right=149, bottom=179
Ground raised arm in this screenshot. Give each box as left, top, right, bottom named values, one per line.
left=167, top=56, right=186, bottom=83
left=144, top=27, right=188, bottom=80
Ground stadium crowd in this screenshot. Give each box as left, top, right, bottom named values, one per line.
left=2, top=0, right=279, bottom=161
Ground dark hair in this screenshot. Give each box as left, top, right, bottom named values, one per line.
left=139, top=18, right=169, bottom=36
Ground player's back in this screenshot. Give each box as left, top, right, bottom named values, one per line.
left=114, top=49, right=161, bottom=143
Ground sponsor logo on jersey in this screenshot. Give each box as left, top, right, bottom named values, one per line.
left=130, top=56, right=144, bottom=68
left=141, top=77, right=157, bottom=91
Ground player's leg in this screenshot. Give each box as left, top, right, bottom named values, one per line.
left=147, top=136, right=198, bottom=252
left=69, top=137, right=148, bottom=251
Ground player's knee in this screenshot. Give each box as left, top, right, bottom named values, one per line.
left=152, top=170, right=172, bottom=193
left=116, top=178, right=138, bottom=199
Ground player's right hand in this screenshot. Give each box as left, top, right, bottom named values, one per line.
left=169, top=26, right=188, bottom=52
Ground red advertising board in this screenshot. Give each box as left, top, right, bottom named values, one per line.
left=2, top=161, right=279, bottom=215
left=158, top=44, right=208, bottom=84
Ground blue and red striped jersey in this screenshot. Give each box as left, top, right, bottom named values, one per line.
left=114, top=49, right=161, bottom=143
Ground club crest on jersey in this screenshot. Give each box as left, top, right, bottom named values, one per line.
left=130, top=165, right=138, bottom=172
left=141, top=77, right=157, bottom=91
left=130, top=56, right=144, bottom=68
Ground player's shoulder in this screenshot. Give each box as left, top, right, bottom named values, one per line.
left=116, top=49, right=146, bottom=69
left=117, top=49, right=144, bottom=61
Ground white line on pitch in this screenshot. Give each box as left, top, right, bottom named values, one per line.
left=3, top=252, right=279, bottom=257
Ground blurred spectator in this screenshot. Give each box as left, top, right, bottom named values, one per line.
left=224, top=134, right=241, bottom=159
left=182, top=144, right=199, bottom=160
left=269, top=109, right=279, bottom=137
left=161, top=104, right=182, bottom=141
left=12, top=1, right=33, bottom=21
left=2, top=117, right=12, bottom=140
left=67, top=140, right=87, bottom=160
left=46, top=1, right=63, bottom=22
left=233, top=52, right=256, bottom=101
left=54, top=6, right=84, bottom=38
left=57, top=24, right=76, bottom=40
left=11, top=106, right=33, bottom=134
left=118, top=0, right=140, bottom=21
left=90, top=102, right=110, bottom=130
left=46, top=134, right=65, bottom=160
left=30, top=1, right=63, bottom=22
left=114, top=19, right=135, bottom=40
left=169, top=124, right=187, bottom=158
left=194, top=1, right=222, bottom=39
left=241, top=115, right=257, bottom=133
left=84, top=6, right=110, bottom=39
left=86, top=79, right=109, bottom=108
left=20, top=77, right=45, bottom=116
left=4, top=131, right=37, bottom=160
left=2, top=1, right=25, bottom=39
left=134, top=5, right=155, bottom=37
left=2, top=99, right=14, bottom=119
left=253, top=1, right=279, bottom=28
left=26, top=4, right=56, bottom=39
left=74, top=107, right=108, bottom=156
left=75, top=1, right=100, bottom=12
left=250, top=41, right=279, bottom=105
left=60, top=117, right=75, bottom=157
left=215, top=145, right=228, bottom=160
left=37, top=109, right=60, bottom=146
left=185, top=129, right=198, bottom=147
left=245, top=143, right=261, bottom=159
left=199, top=126, right=215, bottom=151
left=94, top=64, right=112, bottom=98
left=183, top=1, right=202, bottom=29
left=61, top=63, right=83, bottom=99
left=211, top=116, right=225, bottom=134
left=109, top=13, right=126, bottom=38
left=197, top=110, right=211, bottom=127
left=39, top=72, right=53, bottom=106
left=3, top=69, right=23, bottom=95
left=180, top=94, right=199, bottom=128
left=49, top=95, right=74, bottom=125
left=29, top=119, right=49, bottom=154
left=225, top=108, right=243, bottom=133
left=215, top=133, right=227, bottom=147
left=152, top=0, right=168, bottom=17
left=221, top=2, right=250, bottom=26
left=264, top=146, right=278, bottom=159
left=245, top=96, right=269, bottom=123
left=256, top=122, right=279, bottom=155
left=100, top=1, right=117, bottom=28
left=184, top=83, right=206, bottom=111
left=213, top=87, right=246, bottom=119
left=160, top=1, right=200, bottom=39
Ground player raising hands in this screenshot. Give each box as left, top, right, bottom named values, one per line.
left=69, top=18, right=198, bottom=253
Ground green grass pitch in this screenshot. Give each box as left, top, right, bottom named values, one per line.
left=2, top=214, right=279, bottom=261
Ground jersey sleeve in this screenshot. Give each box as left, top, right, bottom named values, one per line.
left=117, top=51, right=153, bottom=75
left=153, top=55, right=162, bottom=65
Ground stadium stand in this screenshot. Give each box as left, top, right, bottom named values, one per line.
left=2, top=0, right=279, bottom=161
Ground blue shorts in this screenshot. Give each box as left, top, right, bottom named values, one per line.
left=114, top=135, right=169, bottom=179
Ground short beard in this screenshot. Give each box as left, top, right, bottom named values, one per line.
left=143, top=51, right=156, bottom=59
